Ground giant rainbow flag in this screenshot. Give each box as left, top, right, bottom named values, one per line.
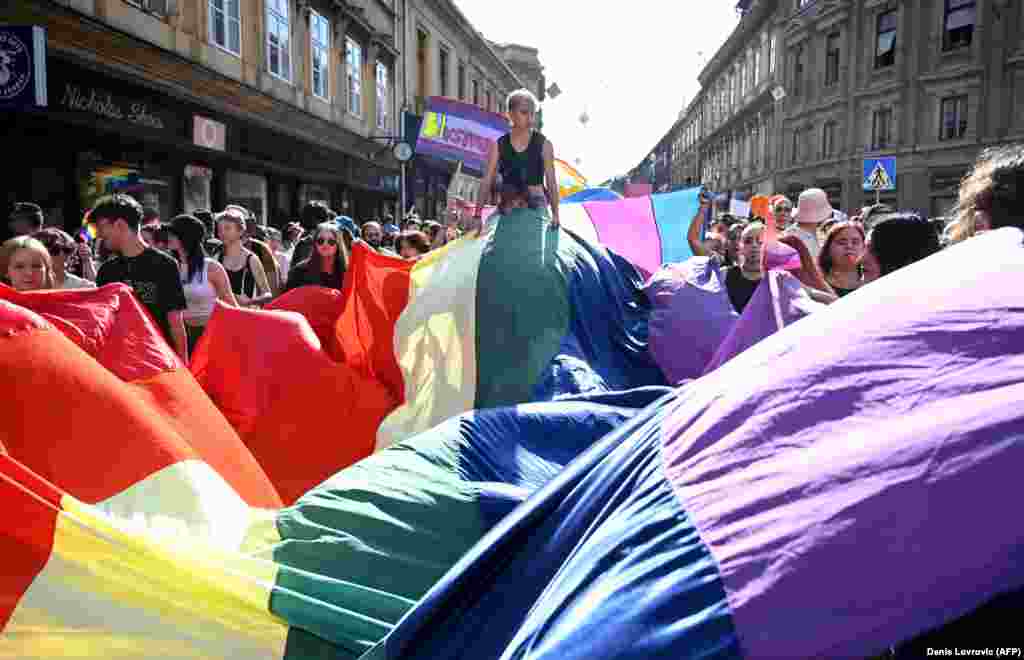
left=4, top=201, right=1017, bottom=658
left=0, top=277, right=667, bottom=656
left=191, top=206, right=668, bottom=503
left=362, top=227, right=1024, bottom=660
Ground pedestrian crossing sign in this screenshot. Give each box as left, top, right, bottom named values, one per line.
left=863, top=157, right=896, bottom=192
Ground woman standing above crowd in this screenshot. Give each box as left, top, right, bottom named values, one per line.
left=166, top=214, right=238, bottom=353
left=285, top=222, right=348, bottom=292
left=478, top=89, right=560, bottom=230
left=215, top=207, right=272, bottom=308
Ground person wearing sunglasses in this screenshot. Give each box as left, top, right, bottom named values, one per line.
left=284, top=222, right=348, bottom=292
left=32, top=228, right=96, bottom=290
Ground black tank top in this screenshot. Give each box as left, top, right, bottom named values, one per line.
left=498, top=131, right=546, bottom=187
left=219, top=251, right=256, bottom=297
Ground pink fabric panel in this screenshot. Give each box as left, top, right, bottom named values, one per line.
left=583, top=197, right=662, bottom=276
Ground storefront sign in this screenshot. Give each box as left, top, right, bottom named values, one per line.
left=58, top=82, right=166, bottom=129
left=416, top=96, right=509, bottom=175
left=185, top=164, right=212, bottom=179
left=0, top=26, right=48, bottom=109
left=194, top=115, right=226, bottom=151
left=46, top=60, right=182, bottom=134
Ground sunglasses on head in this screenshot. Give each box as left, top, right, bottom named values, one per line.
left=316, top=237, right=337, bottom=246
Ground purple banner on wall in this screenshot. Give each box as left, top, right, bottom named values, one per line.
left=416, top=96, right=509, bottom=175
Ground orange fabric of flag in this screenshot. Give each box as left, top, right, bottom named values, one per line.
left=190, top=302, right=399, bottom=505
left=335, top=244, right=414, bottom=404
left=265, top=286, right=346, bottom=360
left=0, top=453, right=62, bottom=629
left=0, top=286, right=281, bottom=509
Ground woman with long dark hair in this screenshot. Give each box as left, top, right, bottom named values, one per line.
left=284, top=222, right=348, bottom=292
left=395, top=230, right=431, bottom=260
left=166, top=214, right=238, bottom=353
left=817, top=221, right=865, bottom=297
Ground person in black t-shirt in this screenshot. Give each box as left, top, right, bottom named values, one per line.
left=687, top=192, right=764, bottom=313
left=721, top=222, right=764, bottom=313
left=91, top=193, right=189, bottom=364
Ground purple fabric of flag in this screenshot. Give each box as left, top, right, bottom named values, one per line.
left=703, top=270, right=823, bottom=374
left=644, top=258, right=738, bottom=384
left=663, top=228, right=1024, bottom=658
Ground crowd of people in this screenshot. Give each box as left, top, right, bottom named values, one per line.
left=1, top=141, right=1021, bottom=366
left=685, top=143, right=1024, bottom=316
left=0, top=191, right=467, bottom=363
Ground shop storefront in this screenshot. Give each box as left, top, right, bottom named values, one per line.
left=2, top=55, right=399, bottom=232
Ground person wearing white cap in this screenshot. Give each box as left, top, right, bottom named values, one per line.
left=790, top=188, right=834, bottom=259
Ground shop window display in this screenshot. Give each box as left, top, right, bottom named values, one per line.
left=226, top=170, right=267, bottom=224
left=184, top=164, right=213, bottom=214
left=80, top=163, right=171, bottom=222
left=299, top=183, right=331, bottom=207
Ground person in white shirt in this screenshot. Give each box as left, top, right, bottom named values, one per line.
left=789, top=188, right=834, bottom=259
left=33, top=228, right=96, bottom=290
left=166, top=214, right=238, bottom=354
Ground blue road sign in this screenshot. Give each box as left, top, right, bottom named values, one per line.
left=863, top=157, right=896, bottom=192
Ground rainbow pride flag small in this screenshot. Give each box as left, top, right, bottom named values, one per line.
left=555, top=158, right=587, bottom=199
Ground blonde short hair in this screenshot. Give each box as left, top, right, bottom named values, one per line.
left=0, top=236, right=55, bottom=289
left=506, top=89, right=539, bottom=114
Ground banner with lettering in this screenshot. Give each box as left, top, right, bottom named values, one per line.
left=416, top=97, right=509, bottom=175
left=0, top=26, right=47, bottom=110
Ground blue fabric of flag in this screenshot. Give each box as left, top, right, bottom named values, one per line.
left=366, top=389, right=741, bottom=660
left=651, top=187, right=702, bottom=266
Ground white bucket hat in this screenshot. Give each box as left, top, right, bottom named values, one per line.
left=792, top=188, right=834, bottom=225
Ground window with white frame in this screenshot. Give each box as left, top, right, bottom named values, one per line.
left=266, top=0, right=291, bottom=81
left=872, top=107, right=893, bottom=149
left=822, top=120, right=837, bottom=158
left=346, top=38, right=363, bottom=116
left=310, top=10, right=329, bottom=100
left=939, top=95, right=968, bottom=140
left=209, top=0, right=240, bottom=56
left=825, top=33, right=840, bottom=87
left=376, top=61, right=389, bottom=130
left=876, top=10, right=897, bottom=68
left=438, top=46, right=450, bottom=98
left=768, top=34, right=776, bottom=74
left=792, top=44, right=804, bottom=97
left=943, top=0, right=975, bottom=51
